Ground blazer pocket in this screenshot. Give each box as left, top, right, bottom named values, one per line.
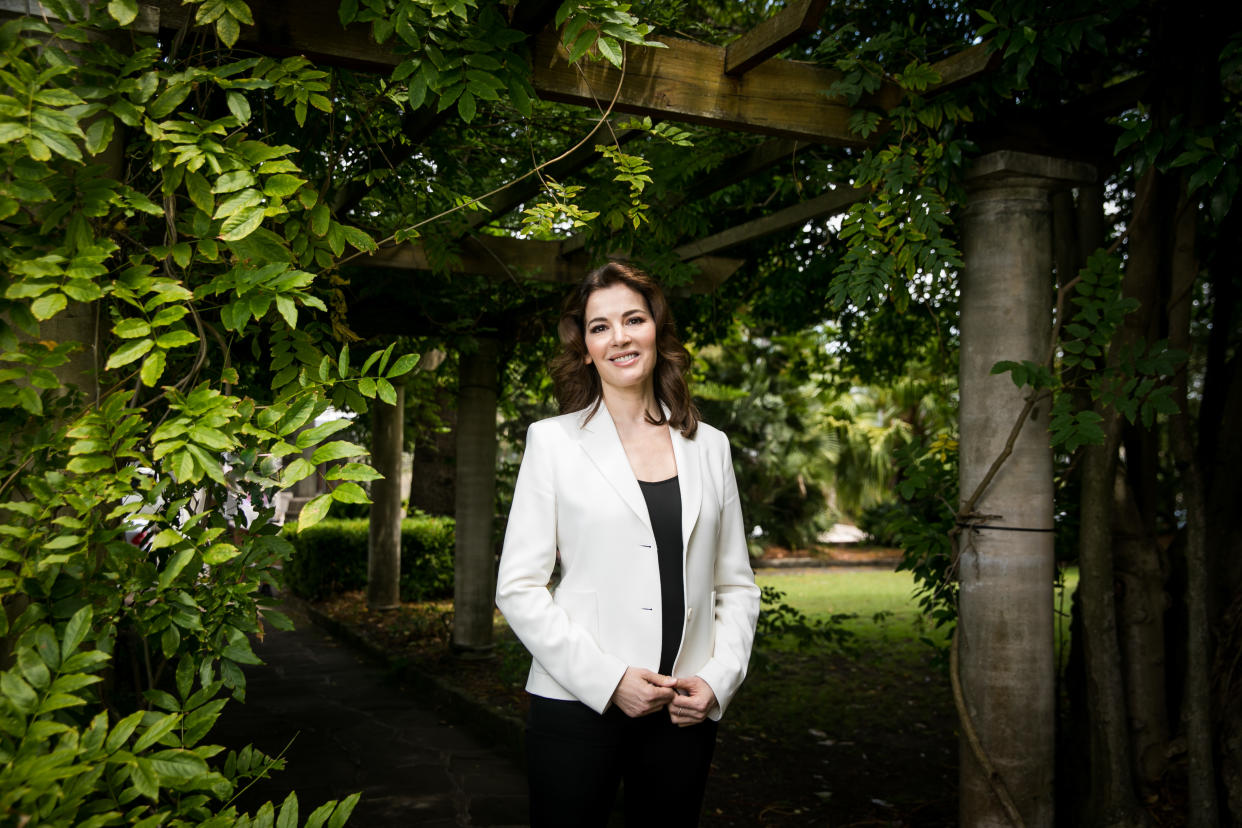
left=553, top=589, right=600, bottom=642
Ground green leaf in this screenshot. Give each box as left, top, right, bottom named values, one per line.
left=61, top=605, right=93, bottom=661
left=1, top=671, right=38, bottom=713
left=115, top=317, right=153, bottom=340
left=279, top=458, right=315, bottom=488
left=277, top=792, right=299, bottom=828
left=204, top=543, right=240, bottom=564
left=386, top=353, right=419, bottom=378
left=156, top=330, right=199, bottom=348
left=150, top=748, right=210, bottom=779
left=311, top=440, right=366, bottom=464
left=106, top=710, right=146, bottom=752
left=294, top=418, right=351, bottom=448
left=108, top=0, right=139, bottom=25
left=219, top=205, right=265, bottom=241
left=457, top=89, right=476, bottom=122
left=31, top=292, right=67, bottom=321
left=376, top=377, right=396, bottom=405
left=140, top=349, right=166, bottom=386
left=19, top=646, right=50, bottom=688
left=226, top=90, right=251, bottom=123
left=296, top=493, right=332, bottom=531
left=597, top=36, right=622, bottom=67
left=213, top=170, right=255, bottom=194
left=186, top=171, right=214, bottom=214
left=324, top=462, right=383, bottom=482
left=221, top=637, right=262, bottom=665
left=327, top=793, right=361, bottom=828
left=105, top=338, right=154, bottom=370
left=217, top=12, right=241, bottom=47
left=158, top=548, right=195, bottom=590
left=264, top=174, right=305, bottom=198
left=133, top=712, right=181, bottom=752
left=309, top=203, right=329, bottom=236
left=274, top=295, right=297, bottom=329
left=132, top=756, right=159, bottom=800
left=330, top=481, right=369, bottom=504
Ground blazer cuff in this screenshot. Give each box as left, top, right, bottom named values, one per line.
left=695, top=658, right=742, bottom=720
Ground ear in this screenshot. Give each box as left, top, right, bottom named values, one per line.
left=583, top=352, right=591, bottom=365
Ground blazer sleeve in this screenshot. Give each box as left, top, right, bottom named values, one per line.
left=494, top=422, right=628, bottom=714
left=695, top=429, right=760, bottom=720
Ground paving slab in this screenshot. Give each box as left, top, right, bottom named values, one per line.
left=211, top=609, right=530, bottom=827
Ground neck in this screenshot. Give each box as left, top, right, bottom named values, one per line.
left=601, top=383, right=659, bottom=425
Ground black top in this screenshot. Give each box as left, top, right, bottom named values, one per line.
left=637, top=476, right=684, bottom=676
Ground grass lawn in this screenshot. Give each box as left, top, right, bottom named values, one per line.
left=758, top=568, right=949, bottom=653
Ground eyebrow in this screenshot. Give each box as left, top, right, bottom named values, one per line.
left=586, top=308, right=647, bottom=327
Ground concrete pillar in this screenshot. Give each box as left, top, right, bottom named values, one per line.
left=367, top=383, right=405, bottom=610
left=958, top=151, right=1095, bottom=828
left=452, top=337, right=500, bottom=655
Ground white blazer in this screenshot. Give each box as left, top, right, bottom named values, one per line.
left=495, top=402, right=760, bottom=720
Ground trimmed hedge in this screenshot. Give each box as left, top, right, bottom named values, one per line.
left=282, top=514, right=455, bottom=601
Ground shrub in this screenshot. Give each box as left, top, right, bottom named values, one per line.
left=857, top=501, right=907, bottom=547
left=283, top=514, right=456, bottom=602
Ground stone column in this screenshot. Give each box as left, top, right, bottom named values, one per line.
left=958, top=151, right=1094, bottom=828
left=452, top=337, right=500, bottom=655
left=367, top=383, right=405, bottom=610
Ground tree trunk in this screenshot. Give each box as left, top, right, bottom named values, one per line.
left=957, top=152, right=1087, bottom=828
left=1166, top=178, right=1218, bottom=828
left=1112, top=167, right=1171, bottom=788
left=367, top=384, right=405, bottom=610
left=452, top=337, right=499, bottom=655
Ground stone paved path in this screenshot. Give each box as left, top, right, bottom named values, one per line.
left=211, top=611, right=529, bottom=827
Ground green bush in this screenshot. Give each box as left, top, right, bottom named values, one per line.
left=283, top=514, right=456, bottom=602
left=857, top=501, right=906, bottom=547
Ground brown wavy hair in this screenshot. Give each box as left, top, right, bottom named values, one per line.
left=550, top=261, right=699, bottom=438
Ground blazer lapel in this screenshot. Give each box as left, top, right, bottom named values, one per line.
left=576, top=403, right=653, bottom=535
left=670, top=427, right=702, bottom=552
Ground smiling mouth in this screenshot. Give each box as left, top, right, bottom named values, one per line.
left=609, top=352, right=639, bottom=365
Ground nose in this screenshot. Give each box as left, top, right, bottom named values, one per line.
left=611, top=324, right=630, bottom=345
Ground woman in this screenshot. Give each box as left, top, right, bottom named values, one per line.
left=495, top=261, right=760, bottom=826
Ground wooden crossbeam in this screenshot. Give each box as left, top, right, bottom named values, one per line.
left=683, top=138, right=805, bottom=202
left=724, top=0, right=828, bottom=76
left=362, top=236, right=741, bottom=293
left=531, top=31, right=898, bottom=146
left=673, top=184, right=866, bottom=259
left=153, top=0, right=397, bottom=72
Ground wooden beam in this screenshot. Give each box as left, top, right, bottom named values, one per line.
left=724, top=0, right=828, bottom=76
left=152, top=0, right=398, bottom=73
left=683, top=138, right=805, bottom=202
left=925, top=40, right=997, bottom=92
left=362, top=235, right=740, bottom=293
left=673, top=184, right=866, bottom=259
left=531, top=31, right=900, bottom=146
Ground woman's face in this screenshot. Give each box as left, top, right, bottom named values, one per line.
left=582, top=282, right=658, bottom=396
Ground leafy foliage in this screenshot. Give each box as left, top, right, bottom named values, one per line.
left=0, top=3, right=429, bottom=824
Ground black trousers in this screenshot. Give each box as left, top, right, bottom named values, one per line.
left=525, top=695, right=718, bottom=827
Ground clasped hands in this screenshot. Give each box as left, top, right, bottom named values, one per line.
left=610, top=666, right=717, bottom=726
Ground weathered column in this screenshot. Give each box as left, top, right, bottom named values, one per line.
left=452, top=337, right=500, bottom=655
left=958, top=151, right=1095, bottom=828
left=367, top=383, right=405, bottom=610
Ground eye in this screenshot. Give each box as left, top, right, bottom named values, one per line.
left=626, top=316, right=646, bottom=325
left=589, top=323, right=607, bottom=335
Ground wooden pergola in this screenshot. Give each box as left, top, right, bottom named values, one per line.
left=133, top=3, right=1123, bottom=825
